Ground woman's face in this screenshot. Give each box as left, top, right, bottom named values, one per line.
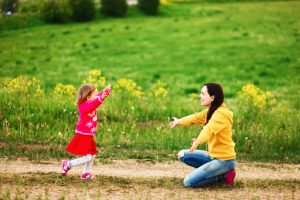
left=199, top=86, right=214, bottom=107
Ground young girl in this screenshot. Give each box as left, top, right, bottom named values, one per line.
left=62, top=83, right=111, bottom=179
left=170, top=83, right=236, bottom=187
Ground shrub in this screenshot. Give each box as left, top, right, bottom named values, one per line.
left=101, top=0, right=128, bottom=17
left=1, top=0, right=18, bottom=14
left=0, top=15, right=31, bottom=31
left=138, top=0, right=160, bottom=16
left=19, top=0, right=43, bottom=14
left=41, top=0, right=71, bottom=23
left=69, top=0, right=96, bottom=22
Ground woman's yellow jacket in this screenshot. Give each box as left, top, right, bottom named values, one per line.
left=178, top=103, right=236, bottom=160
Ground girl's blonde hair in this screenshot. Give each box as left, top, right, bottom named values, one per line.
left=76, top=84, right=96, bottom=104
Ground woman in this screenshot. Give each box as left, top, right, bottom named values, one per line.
left=169, top=83, right=236, bottom=187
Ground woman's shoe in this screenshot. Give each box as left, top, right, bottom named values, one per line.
left=224, top=169, right=236, bottom=186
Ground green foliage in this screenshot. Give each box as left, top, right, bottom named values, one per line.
left=41, top=0, right=71, bottom=23
left=138, top=0, right=160, bottom=16
left=0, top=1, right=299, bottom=163
left=0, top=14, right=36, bottom=31
left=1, top=0, right=18, bottom=14
left=0, top=75, right=299, bottom=163
left=101, top=0, right=128, bottom=17
left=19, top=0, right=43, bottom=14
left=234, top=85, right=300, bottom=162
left=69, top=0, right=96, bottom=22
left=171, top=0, right=285, bottom=2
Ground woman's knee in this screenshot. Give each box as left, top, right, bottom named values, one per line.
left=177, top=150, right=185, bottom=160
left=183, top=176, right=194, bottom=188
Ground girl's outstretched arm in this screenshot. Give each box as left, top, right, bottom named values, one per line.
left=101, top=84, right=111, bottom=100
left=80, top=84, right=111, bottom=113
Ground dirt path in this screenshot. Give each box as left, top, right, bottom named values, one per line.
left=1, top=158, right=299, bottom=180
left=0, top=158, right=299, bottom=199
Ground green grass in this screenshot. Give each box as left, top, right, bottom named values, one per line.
left=0, top=1, right=299, bottom=163
left=1, top=2, right=299, bottom=94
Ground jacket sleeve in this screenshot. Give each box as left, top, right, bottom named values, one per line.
left=79, top=92, right=104, bottom=113
left=178, top=110, right=207, bottom=126
left=194, top=110, right=227, bottom=145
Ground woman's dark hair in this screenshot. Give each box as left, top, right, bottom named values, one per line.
left=204, top=83, right=224, bottom=124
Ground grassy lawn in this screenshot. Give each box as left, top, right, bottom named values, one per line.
left=0, top=1, right=299, bottom=163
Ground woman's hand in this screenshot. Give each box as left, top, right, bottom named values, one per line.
left=169, top=117, right=179, bottom=128
left=188, top=138, right=198, bottom=153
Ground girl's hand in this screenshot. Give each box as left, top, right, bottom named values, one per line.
left=106, top=83, right=111, bottom=91
left=101, top=84, right=111, bottom=99
left=169, top=117, right=179, bottom=128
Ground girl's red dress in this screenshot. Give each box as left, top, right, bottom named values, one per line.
left=66, top=134, right=97, bottom=156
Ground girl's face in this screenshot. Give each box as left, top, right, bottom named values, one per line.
left=199, top=86, right=214, bottom=107
left=87, top=88, right=98, bottom=101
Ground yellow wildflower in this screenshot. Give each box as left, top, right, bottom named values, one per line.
left=238, top=83, right=275, bottom=110
left=160, top=0, right=169, bottom=5
left=82, top=69, right=106, bottom=88
left=149, top=81, right=168, bottom=98
left=54, top=83, right=76, bottom=98
left=189, top=93, right=198, bottom=100
left=2, top=76, right=44, bottom=97
left=115, top=78, right=144, bottom=98
left=34, top=86, right=45, bottom=97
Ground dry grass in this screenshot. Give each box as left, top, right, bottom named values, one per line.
left=0, top=158, right=299, bottom=199
left=0, top=173, right=299, bottom=200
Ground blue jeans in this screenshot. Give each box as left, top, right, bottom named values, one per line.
left=179, top=150, right=236, bottom=188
